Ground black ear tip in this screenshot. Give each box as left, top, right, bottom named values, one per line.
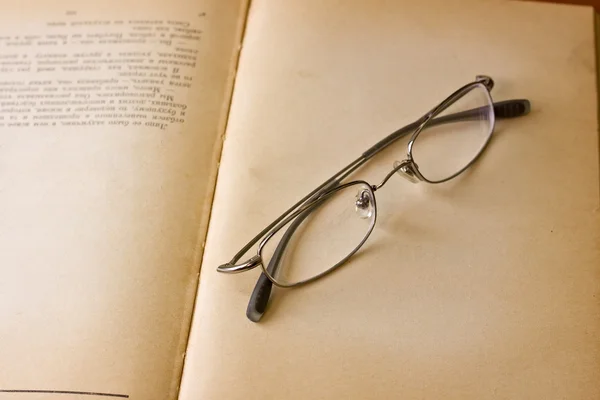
left=494, top=99, right=531, bottom=118
left=246, top=273, right=273, bottom=322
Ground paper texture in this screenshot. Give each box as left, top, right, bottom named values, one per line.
left=179, top=0, right=600, bottom=399
left=0, top=0, right=247, bottom=398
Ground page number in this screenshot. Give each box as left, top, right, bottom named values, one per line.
left=66, top=10, right=77, bottom=16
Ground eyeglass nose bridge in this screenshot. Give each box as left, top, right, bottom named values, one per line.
left=393, top=160, right=420, bottom=183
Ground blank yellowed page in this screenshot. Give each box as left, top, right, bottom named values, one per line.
left=179, top=0, right=600, bottom=399
left=0, top=0, right=247, bottom=399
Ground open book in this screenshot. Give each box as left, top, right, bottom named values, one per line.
left=1, top=0, right=598, bottom=399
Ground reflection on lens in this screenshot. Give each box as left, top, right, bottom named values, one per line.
left=259, top=182, right=376, bottom=286
left=411, top=83, right=494, bottom=182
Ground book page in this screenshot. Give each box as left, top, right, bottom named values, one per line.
left=0, top=0, right=248, bottom=399
left=179, top=0, right=600, bottom=399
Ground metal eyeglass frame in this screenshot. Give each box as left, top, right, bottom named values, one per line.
left=217, top=75, right=531, bottom=322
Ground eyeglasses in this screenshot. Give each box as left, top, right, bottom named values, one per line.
left=218, top=76, right=531, bottom=322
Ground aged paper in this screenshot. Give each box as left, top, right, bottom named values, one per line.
left=0, top=0, right=248, bottom=399
left=179, top=0, right=600, bottom=399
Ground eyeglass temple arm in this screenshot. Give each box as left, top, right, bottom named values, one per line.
left=225, top=98, right=530, bottom=270
left=245, top=99, right=531, bottom=322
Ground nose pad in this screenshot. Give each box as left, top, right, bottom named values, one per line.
left=393, top=160, right=419, bottom=183
left=355, top=189, right=374, bottom=219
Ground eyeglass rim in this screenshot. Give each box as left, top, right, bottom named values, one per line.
left=406, top=80, right=497, bottom=184
left=256, top=180, right=378, bottom=288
